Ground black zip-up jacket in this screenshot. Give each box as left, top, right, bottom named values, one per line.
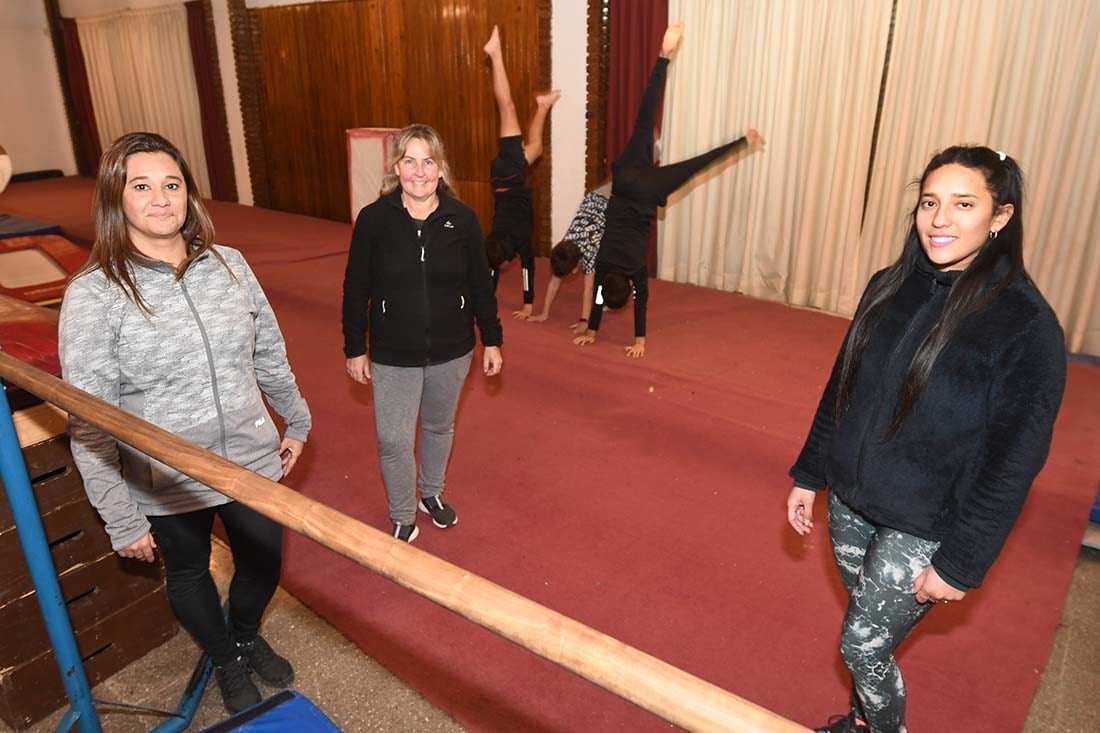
left=342, top=189, right=503, bottom=366
left=790, top=256, right=1066, bottom=589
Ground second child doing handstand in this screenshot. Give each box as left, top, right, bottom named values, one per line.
left=483, top=25, right=560, bottom=319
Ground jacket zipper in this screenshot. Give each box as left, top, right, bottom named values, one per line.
left=855, top=276, right=940, bottom=480
left=419, top=222, right=432, bottom=364
left=178, top=278, right=229, bottom=458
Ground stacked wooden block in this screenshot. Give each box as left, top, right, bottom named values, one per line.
left=0, top=388, right=178, bottom=729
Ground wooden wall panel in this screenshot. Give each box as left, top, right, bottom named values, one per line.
left=240, top=0, right=554, bottom=253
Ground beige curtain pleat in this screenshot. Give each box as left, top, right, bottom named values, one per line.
left=660, top=0, right=1100, bottom=355
left=76, top=5, right=211, bottom=197
left=865, top=0, right=1100, bottom=354
left=660, top=0, right=893, bottom=312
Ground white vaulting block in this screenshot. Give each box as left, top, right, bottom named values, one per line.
left=347, top=127, right=400, bottom=221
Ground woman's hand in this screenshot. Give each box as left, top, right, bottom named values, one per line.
left=346, top=355, right=370, bottom=384
left=625, top=337, right=646, bottom=358
left=483, top=346, right=503, bottom=376
left=913, top=566, right=967, bottom=605
left=119, top=532, right=157, bottom=563
left=573, top=330, right=597, bottom=346
left=786, top=486, right=816, bottom=536
left=280, top=437, right=305, bottom=477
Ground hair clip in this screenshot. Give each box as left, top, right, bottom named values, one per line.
left=995, top=150, right=1007, bottom=161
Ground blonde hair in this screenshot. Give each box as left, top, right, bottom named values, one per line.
left=380, top=124, right=459, bottom=199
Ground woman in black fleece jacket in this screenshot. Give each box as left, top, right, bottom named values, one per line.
left=343, top=124, right=503, bottom=543
left=787, top=146, right=1066, bottom=733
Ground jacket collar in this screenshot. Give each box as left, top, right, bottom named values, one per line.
left=129, top=244, right=211, bottom=273
left=915, top=249, right=1014, bottom=288
left=915, top=254, right=963, bottom=287
left=383, top=187, right=462, bottom=220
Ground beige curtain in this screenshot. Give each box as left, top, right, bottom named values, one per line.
left=864, top=0, right=1100, bottom=354
left=661, top=0, right=1100, bottom=355
left=76, top=4, right=211, bottom=196
left=659, top=0, right=893, bottom=311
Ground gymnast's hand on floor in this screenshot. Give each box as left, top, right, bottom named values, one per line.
left=512, top=305, right=533, bottom=320
left=526, top=312, right=549, bottom=322
left=625, top=337, right=646, bottom=358
left=573, top=329, right=597, bottom=346
left=570, top=319, right=589, bottom=335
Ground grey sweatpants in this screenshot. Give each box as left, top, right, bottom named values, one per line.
left=829, top=492, right=941, bottom=733
left=371, top=352, right=472, bottom=524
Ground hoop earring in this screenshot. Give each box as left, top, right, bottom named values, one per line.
left=989, top=230, right=999, bottom=240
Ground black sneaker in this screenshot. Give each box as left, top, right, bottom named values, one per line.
left=392, top=522, right=419, bottom=543
left=214, top=655, right=261, bottom=713
left=419, top=495, right=457, bottom=528
left=815, top=712, right=868, bottom=733
left=237, top=634, right=294, bottom=687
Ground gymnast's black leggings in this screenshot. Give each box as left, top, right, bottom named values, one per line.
left=611, top=57, right=749, bottom=208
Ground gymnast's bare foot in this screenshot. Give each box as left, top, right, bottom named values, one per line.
left=661, top=22, right=684, bottom=58
left=747, top=128, right=766, bottom=148
left=484, top=25, right=501, bottom=58
left=536, top=90, right=562, bottom=109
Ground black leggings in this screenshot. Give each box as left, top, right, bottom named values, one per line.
left=587, top=58, right=750, bottom=336
left=829, top=493, right=940, bottom=733
left=148, top=502, right=283, bottom=666
left=612, top=57, right=749, bottom=208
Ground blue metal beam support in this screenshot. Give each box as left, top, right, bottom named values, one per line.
left=149, top=653, right=213, bottom=732
left=0, top=380, right=101, bottom=733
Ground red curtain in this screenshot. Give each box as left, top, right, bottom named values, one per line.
left=60, top=18, right=102, bottom=174
left=607, top=0, right=668, bottom=275
left=185, top=1, right=237, bottom=201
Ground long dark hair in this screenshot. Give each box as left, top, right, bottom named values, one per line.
left=78, top=132, right=220, bottom=313
left=836, top=145, right=1026, bottom=437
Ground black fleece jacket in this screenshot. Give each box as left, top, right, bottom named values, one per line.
left=342, top=189, right=503, bottom=366
left=790, top=256, right=1066, bottom=589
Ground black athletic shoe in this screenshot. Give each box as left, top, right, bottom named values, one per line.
left=215, top=655, right=261, bottom=713
left=815, top=712, right=868, bottom=733
left=392, top=522, right=419, bottom=543
left=237, top=634, right=294, bottom=687
left=419, top=495, right=457, bottom=528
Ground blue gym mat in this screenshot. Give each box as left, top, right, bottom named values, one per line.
left=199, top=691, right=340, bottom=732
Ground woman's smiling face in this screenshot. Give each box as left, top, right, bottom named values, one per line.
left=916, top=163, right=1014, bottom=271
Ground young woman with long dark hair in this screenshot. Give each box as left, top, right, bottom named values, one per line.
left=787, top=146, right=1067, bottom=733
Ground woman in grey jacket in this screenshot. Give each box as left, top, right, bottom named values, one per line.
left=58, top=132, right=311, bottom=714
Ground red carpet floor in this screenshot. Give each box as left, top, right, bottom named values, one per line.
left=4, top=178, right=1099, bottom=732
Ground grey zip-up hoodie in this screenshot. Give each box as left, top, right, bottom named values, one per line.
left=58, top=245, right=311, bottom=551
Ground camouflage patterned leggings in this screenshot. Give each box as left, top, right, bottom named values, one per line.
left=829, top=492, right=941, bottom=733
